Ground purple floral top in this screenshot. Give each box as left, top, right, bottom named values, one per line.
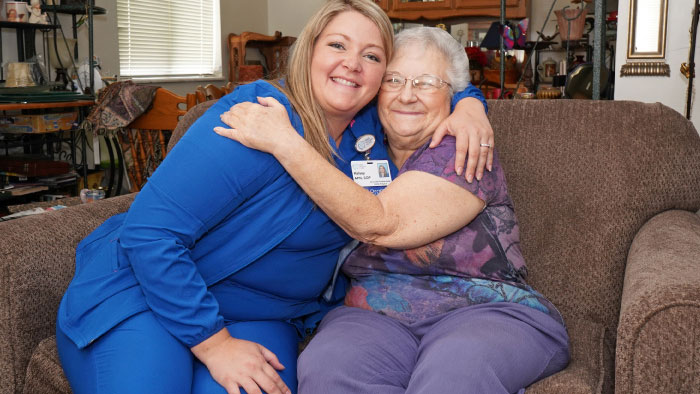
left=343, top=137, right=563, bottom=325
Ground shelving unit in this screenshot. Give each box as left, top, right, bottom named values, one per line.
left=532, top=41, right=592, bottom=93
left=40, top=4, right=106, bottom=94
left=0, top=3, right=105, bottom=213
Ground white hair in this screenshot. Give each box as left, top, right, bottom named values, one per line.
left=393, top=26, right=470, bottom=94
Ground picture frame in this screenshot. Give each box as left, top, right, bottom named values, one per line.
left=626, top=0, right=668, bottom=59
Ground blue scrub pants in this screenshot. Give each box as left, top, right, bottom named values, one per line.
left=56, top=311, right=299, bottom=394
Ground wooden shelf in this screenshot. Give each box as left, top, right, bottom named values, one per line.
left=0, top=100, right=93, bottom=111
left=0, top=21, right=59, bottom=29
left=40, top=5, right=106, bottom=15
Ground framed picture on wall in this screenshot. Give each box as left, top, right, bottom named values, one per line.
left=392, top=22, right=423, bottom=34
left=466, top=21, right=493, bottom=47
left=450, top=23, right=468, bottom=46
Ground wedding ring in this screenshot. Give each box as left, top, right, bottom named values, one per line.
left=480, top=143, right=492, bottom=148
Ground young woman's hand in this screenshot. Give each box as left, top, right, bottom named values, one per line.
left=214, top=96, right=299, bottom=156
left=430, top=97, right=494, bottom=183
left=191, top=328, right=290, bottom=394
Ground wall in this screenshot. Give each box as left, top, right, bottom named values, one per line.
left=614, top=1, right=700, bottom=130
left=267, top=0, right=323, bottom=37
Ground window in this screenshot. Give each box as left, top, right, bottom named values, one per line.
left=116, top=0, right=221, bottom=80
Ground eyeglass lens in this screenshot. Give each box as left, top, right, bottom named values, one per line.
left=382, top=74, right=444, bottom=90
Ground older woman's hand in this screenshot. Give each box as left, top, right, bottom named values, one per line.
left=430, top=97, right=494, bottom=183
left=214, top=96, right=298, bottom=155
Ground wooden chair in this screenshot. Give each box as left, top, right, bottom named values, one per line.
left=195, top=82, right=234, bottom=103
left=228, top=31, right=296, bottom=85
left=118, top=88, right=195, bottom=192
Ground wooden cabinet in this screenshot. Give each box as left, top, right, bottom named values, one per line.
left=382, top=0, right=527, bottom=20
left=393, top=0, right=452, bottom=12
left=372, top=0, right=390, bottom=12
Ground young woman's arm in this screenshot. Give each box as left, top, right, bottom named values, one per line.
left=121, top=82, right=294, bottom=394
left=439, top=83, right=494, bottom=182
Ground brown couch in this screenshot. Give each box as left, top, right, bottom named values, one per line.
left=2, top=99, right=700, bottom=394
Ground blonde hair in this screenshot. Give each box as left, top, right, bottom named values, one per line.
left=273, top=0, right=394, bottom=163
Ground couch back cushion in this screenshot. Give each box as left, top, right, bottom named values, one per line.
left=487, top=99, right=700, bottom=342
left=167, top=98, right=700, bottom=345
left=0, top=194, right=135, bottom=394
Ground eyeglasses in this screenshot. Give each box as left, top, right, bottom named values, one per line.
left=380, top=73, right=452, bottom=92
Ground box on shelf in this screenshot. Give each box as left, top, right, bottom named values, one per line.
left=0, top=112, right=78, bottom=133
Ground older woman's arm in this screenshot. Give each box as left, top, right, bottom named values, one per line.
left=215, top=97, right=484, bottom=249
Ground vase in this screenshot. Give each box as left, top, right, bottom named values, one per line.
left=45, top=36, right=77, bottom=70
left=555, top=8, right=588, bottom=41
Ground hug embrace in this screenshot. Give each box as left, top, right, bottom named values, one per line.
left=56, top=1, right=569, bottom=393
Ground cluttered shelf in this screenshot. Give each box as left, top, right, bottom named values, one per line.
left=0, top=2, right=102, bottom=218
left=0, top=98, right=95, bottom=216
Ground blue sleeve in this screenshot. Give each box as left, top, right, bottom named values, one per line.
left=450, top=82, right=488, bottom=114
left=118, top=81, right=302, bottom=347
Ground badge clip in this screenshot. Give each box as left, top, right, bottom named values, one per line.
left=354, top=134, right=376, bottom=160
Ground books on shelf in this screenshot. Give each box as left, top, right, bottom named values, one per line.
left=37, top=172, right=78, bottom=187
left=7, top=184, right=49, bottom=196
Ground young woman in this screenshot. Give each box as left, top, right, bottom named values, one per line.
left=55, top=2, right=492, bottom=394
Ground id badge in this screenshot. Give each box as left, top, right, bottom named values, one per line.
left=351, top=159, right=392, bottom=189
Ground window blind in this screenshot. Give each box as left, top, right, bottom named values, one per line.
left=116, top=0, right=221, bottom=78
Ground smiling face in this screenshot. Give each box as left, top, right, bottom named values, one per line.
left=310, top=10, right=387, bottom=132
left=378, top=43, right=451, bottom=152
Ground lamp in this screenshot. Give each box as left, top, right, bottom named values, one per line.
left=479, top=22, right=502, bottom=50
left=479, top=20, right=529, bottom=50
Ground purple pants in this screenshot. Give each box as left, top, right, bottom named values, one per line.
left=298, top=302, right=569, bottom=394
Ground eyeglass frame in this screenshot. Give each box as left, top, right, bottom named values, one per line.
left=380, top=72, right=452, bottom=92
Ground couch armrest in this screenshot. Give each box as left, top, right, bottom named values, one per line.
left=616, top=210, right=700, bottom=394
left=0, top=194, right=135, bottom=394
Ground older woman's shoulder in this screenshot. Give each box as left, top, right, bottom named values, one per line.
left=402, top=136, right=508, bottom=203
left=412, top=136, right=502, bottom=171
left=401, top=136, right=458, bottom=177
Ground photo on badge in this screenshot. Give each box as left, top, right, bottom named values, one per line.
left=377, top=164, right=390, bottom=178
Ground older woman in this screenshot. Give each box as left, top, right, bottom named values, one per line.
left=215, top=27, right=570, bottom=393
left=55, top=2, right=494, bottom=394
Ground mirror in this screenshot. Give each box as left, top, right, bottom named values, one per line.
left=627, top=0, right=668, bottom=59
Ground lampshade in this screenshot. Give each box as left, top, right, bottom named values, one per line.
left=479, top=20, right=529, bottom=50
left=479, top=22, right=502, bottom=50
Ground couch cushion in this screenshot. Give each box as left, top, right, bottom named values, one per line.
left=22, top=336, right=70, bottom=394
left=526, top=318, right=610, bottom=394
left=0, top=194, right=135, bottom=394
left=27, top=320, right=609, bottom=394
